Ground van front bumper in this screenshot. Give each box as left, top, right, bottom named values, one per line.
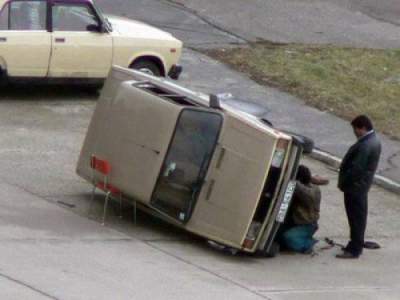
left=257, top=141, right=303, bottom=253
left=168, top=65, right=183, bottom=80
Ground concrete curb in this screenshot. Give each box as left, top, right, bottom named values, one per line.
left=310, top=149, right=400, bottom=195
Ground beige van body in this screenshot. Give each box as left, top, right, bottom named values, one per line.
left=77, top=66, right=303, bottom=255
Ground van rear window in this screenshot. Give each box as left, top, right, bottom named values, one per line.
left=151, top=109, right=222, bottom=222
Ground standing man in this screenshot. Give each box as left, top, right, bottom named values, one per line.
left=337, top=115, right=381, bottom=259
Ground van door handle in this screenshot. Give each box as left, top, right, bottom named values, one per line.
left=216, top=147, right=226, bottom=169
left=55, top=38, right=65, bottom=43
left=0, top=37, right=7, bottom=42
left=205, top=179, right=215, bottom=201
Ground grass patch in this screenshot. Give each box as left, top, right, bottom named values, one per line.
left=205, top=43, right=400, bottom=139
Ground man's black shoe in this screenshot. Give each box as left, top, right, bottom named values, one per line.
left=336, top=251, right=359, bottom=259
left=364, top=241, right=381, bottom=249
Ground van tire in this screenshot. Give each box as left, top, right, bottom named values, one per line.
left=292, top=134, right=314, bottom=154
left=259, top=242, right=280, bottom=258
left=281, top=130, right=314, bottom=154
left=130, top=60, right=162, bottom=77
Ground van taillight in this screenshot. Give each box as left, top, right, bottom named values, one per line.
left=243, top=237, right=256, bottom=249
left=243, top=221, right=262, bottom=249
left=271, top=139, right=288, bottom=168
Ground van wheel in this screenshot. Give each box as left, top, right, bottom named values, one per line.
left=130, top=60, right=162, bottom=77
left=260, top=242, right=280, bottom=258
left=293, top=134, right=314, bottom=154
left=281, top=130, right=314, bottom=154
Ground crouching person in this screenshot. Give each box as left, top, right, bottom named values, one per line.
left=281, top=165, right=323, bottom=254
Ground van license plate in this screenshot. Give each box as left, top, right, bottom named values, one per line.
left=276, top=181, right=296, bottom=223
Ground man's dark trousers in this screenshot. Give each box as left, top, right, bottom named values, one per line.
left=344, top=191, right=368, bottom=256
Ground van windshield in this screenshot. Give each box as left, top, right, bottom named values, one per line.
left=151, top=109, right=222, bottom=222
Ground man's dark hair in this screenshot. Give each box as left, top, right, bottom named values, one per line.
left=296, top=165, right=311, bottom=185
left=351, top=115, right=373, bottom=131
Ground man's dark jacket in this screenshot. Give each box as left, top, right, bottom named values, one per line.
left=338, top=132, right=381, bottom=193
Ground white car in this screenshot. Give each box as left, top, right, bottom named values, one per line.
left=0, top=0, right=183, bottom=84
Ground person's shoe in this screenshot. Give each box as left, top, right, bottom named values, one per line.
left=336, top=251, right=359, bottom=259
left=303, top=247, right=314, bottom=255
left=311, top=175, right=330, bottom=186
left=364, top=241, right=381, bottom=249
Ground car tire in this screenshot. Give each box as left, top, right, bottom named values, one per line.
left=130, top=60, right=162, bottom=77
left=0, top=67, right=8, bottom=88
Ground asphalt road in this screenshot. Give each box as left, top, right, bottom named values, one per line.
left=95, top=0, right=243, bottom=48
left=0, top=0, right=399, bottom=298
left=346, top=0, right=400, bottom=25
left=168, top=0, right=400, bottom=48
left=0, top=52, right=399, bottom=299
left=0, top=93, right=399, bottom=299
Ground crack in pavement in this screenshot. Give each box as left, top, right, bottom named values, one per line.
left=351, top=8, right=400, bottom=27
left=0, top=272, right=60, bottom=300
left=159, top=0, right=249, bottom=43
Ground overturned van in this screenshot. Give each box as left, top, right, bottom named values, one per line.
left=77, top=66, right=309, bottom=256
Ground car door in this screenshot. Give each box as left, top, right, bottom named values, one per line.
left=48, top=1, right=112, bottom=78
left=0, top=0, right=51, bottom=77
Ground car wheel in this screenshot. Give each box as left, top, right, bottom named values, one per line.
left=130, top=60, right=162, bottom=77
left=0, top=67, right=8, bottom=87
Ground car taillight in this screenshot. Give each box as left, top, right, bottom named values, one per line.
left=271, top=139, right=289, bottom=168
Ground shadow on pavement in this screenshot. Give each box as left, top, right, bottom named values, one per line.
left=0, top=83, right=100, bottom=101
left=84, top=193, right=260, bottom=261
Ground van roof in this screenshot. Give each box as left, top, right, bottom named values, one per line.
left=127, top=72, right=285, bottom=138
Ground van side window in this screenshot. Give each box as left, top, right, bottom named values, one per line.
left=0, top=3, right=9, bottom=30
left=151, top=109, right=222, bottom=222
left=9, top=1, right=47, bottom=30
